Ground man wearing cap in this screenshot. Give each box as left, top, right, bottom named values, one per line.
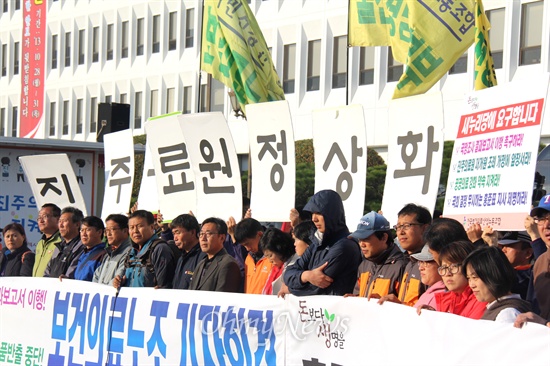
left=528, top=194, right=550, bottom=320
left=284, top=190, right=362, bottom=296
left=497, top=231, right=533, bottom=300
left=348, top=211, right=406, bottom=298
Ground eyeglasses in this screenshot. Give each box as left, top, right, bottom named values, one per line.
left=418, top=260, right=436, bottom=268
left=37, top=214, right=54, bottom=221
left=393, top=223, right=423, bottom=231
left=437, top=263, right=462, bottom=276
left=80, top=227, right=98, bottom=234
left=104, top=227, right=121, bottom=234
left=534, top=214, right=550, bottom=224
left=199, top=231, right=218, bottom=239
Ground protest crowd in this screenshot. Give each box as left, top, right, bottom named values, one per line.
left=1, top=190, right=549, bottom=330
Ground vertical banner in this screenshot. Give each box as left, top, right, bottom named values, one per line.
left=18, top=154, right=88, bottom=216
left=20, top=0, right=47, bottom=138
left=145, top=114, right=197, bottom=222
left=101, top=129, right=134, bottom=220
left=382, top=92, right=444, bottom=225
left=443, top=75, right=549, bottom=230
left=312, top=105, right=367, bottom=229
left=246, top=101, right=295, bottom=222
left=179, top=113, right=242, bottom=222
left=137, top=140, right=160, bottom=213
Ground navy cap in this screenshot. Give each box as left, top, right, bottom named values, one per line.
left=349, top=212, right=390, bottom=240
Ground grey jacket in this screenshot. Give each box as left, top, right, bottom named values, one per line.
left=93, top=237, right=133, bottom=286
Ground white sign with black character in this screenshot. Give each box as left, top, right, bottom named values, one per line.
left=382, top=92, right=444, bottom=226
left=312, top=105, right=367, bottom=230
left=101, top=129, right=135, bottom=220
left=145, top=114, right=197, bottom=222
left=246, top=101, right=296, bottom=221
left=179, top=113, right=242, bottom=222
left=137, top=139, right=159, bottom=213
left=18, top=154, right=88, bottom=215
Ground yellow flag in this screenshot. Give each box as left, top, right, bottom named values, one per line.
left=474, top=0, right=497, bottom=89
left=201, top=0, right=285, bottom=114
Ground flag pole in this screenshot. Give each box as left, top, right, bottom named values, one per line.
left=196, top=2, right=206, bottom=113
left=345, top=0, right=351, bottom=106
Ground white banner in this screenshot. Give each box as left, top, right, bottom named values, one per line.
left=312, top=105, right=367, bottom=229
left=18, top=154, right=88, bottom=217
left=382, top=92, right=445, bottom=226
left=101, top=129, right=134, bottom=220
left=246, top=101, right=296, bottom=222
left=0, top=278, right=548, bottom=366
left=137, top=139, right=160, bottom=213
left=145, top=115, right=197, bottom=222
left=179, top=113, right=242, bottom=222
left=443, top=75, right=549, bottom=230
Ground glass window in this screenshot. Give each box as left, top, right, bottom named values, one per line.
left=15, top=0, right=19, bottom=10
left=199, top=84, right=207, bottom=112
left=486, top=8, right=504, bottom=69
left=62, top=100, right=69, bottom=135
left=2, top=0, right=7, bottom=13
left=49, top=102, right=56, bottom=136
left=283, top=44, right=296, bottom=93
left=0, top=108, right=6, bottom=136
left=307, top=39, right=321, bottom=91
left=185, top=9, right=195, bottom=48
left=92, top=27, right=99, bottom=62
left=520, top=1, right=543, bottom=65
left=13, top=42, right=19, bottom=75
left=134, top=91, right=142, bottom=129
left=449, top=52, right=468, bottom=74
left=168, top=11, right=177, bottom=51
left=51, top=35, right=58, bottom=69
left=65, top=32, right=71, bottom=67
left=107, top=24, right=114, bottom=60
left=150, top=89, right=158, bottom=117
left=78, top=29, right=85, bottom=65
left=166, top=87, right=175, bottom=113
left=1, top=44, right=6, bottom=76
left=183, top=86, right=192, bottom=114
left=76, top=99, right=83, bottom=134
left=387, top=48, right=403, bottom=82
left=152, top=15, right=160, bottom=53
left=210, top=78, right=225, bottom=113
left=332, top=36, right=347, bottom=89
left=359, top=47, right=375, bottom=85
left=121, top=21, right=129, bottom=58
left=11, top=106, right=17, bottom=137
left=136, top=18, right=144, bottom=56
left=120, top=93, right=127, bottom=104
left=90, top=97, right=97, bottom=133
left=105, top=95, right=112, bottom=104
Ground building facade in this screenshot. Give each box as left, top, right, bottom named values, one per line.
left=0, top=0, right=549, bottom=157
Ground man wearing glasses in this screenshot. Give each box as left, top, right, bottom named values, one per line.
left=93, top=214, right=132, bottom=285
left=189, top=217, right=241, bottom=292
left=32, top=203, right=62, bottom=277
left=529, top=194, right=550, bottom=321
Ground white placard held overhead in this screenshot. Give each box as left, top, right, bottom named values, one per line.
left=137, top=140, right=160, bottom=214
left=381, top=92, right=445, bottom=226
left=101, top=129, right=134, bottom=220
left=18, top=154, right=88, bottom=216
left=145, top=114, right=197, bottom=222
left=246, top=101, right=296, bottom=222
left=443, top=75, right=549, bottom=230
left=312, top=105, right=367, bottom=229
left=179, top=113, right=242, bottom=222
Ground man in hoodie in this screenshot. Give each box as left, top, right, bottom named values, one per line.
left=284, top=190, right=362, bottom=296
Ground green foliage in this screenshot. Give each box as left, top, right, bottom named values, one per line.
left=295, top=162, right=315, bottom=209
left=364, top=164, right=387, bottom=213
left=295, top=139, right=314, bottom=164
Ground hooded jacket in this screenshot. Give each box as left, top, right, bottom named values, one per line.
left=284, top=190, right=362, bottom=296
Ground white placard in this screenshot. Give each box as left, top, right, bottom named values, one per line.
left=443, top=75, right=549, bottom=230
left=312, top=105, right=367, bottom=229
left=18, top=154, right=88, bottom=216
left=382, top=92, right=445, bottom=226
left=101, top=129, right=134, bottom=220
left=179, top=113, right=242, bottom=221
left=246, top=101, right=296, bottom=221
left=137, top=140, right=160, bottom=213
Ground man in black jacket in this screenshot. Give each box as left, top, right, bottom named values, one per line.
left=171, top=214, right=207, bottom=289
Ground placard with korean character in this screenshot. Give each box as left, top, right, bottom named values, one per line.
left=381, top=92, right=444, bottom=226
left=137, top=140, right=160, bottom=214
left=179, top=113, right=242, bottom=222
left=312, top=105, right=367, bottom=230
left=145, top=114, right=198, bottom=222
left=246, top=101, right=296, bottom=222
left=101, top=129, right=135, bottom=220
left=18, top=154, right=88, bottom=216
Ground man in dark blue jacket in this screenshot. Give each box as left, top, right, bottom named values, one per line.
left=284, top=190, right=362, bottom=296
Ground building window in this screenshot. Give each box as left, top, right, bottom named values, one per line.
left=150, top=89, right=158, bottom=117
left=2, top=0, right=7, bottom=13
left=449, top=52, right=467, bottom=74
left=105, top=95, right=112, bottom=104
left=283, top=44, right=296, bottom=93
left=90, top=97, right=97, bottom=133
left=11, top=106, right=18, bottom=137
left=332, top=36, right=347, bottom=89
left=152, top=15, right=160, bottom=53
left=76, top=99, right=83, bottom=134
left=107, top=24, right=114, bottom=60
left=168, top=11, right=177, bottom=51
left=185, top=9, right=194, bottom=48
left=210, top=78, right=225, bottom=113
left=387, top=48, right=403, bottom=82
left=307, top=40, right=321, bottom=91
left=166, top=87, right=175, bottom=113
left=62, top=101, right=69, bottom=135
left=487, top=8, right=504, bottom=69
left=78, top=29, right=85, bottom=65
left=48, top=102, right=56, bottom=136
left=359, top=47, right=375, bottom=85
left=92, top=27, right=99, bottom=62
left=15, top=0, right=19, bottom=10
left=136, top=18, right=144, bottom=56
left=0, top=108, right=5, bottom=136
left=64, top=32, right=71, bottom=67
left=13, top=42, right=19, bottom=75
left=520, top=1, right=543, bottom=65
left=51, top=35, right=58, bottom=69
left=134, top=91, right=142, bottom=129
left=199, top=84, right=207, bottom=112
left=121, top=21, right=129, bottom=58
left=183, top=86, right=192, bottom=113
left=120, top=93, right=127, bottom=104
left=1, top=44, right=6, bottom=76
